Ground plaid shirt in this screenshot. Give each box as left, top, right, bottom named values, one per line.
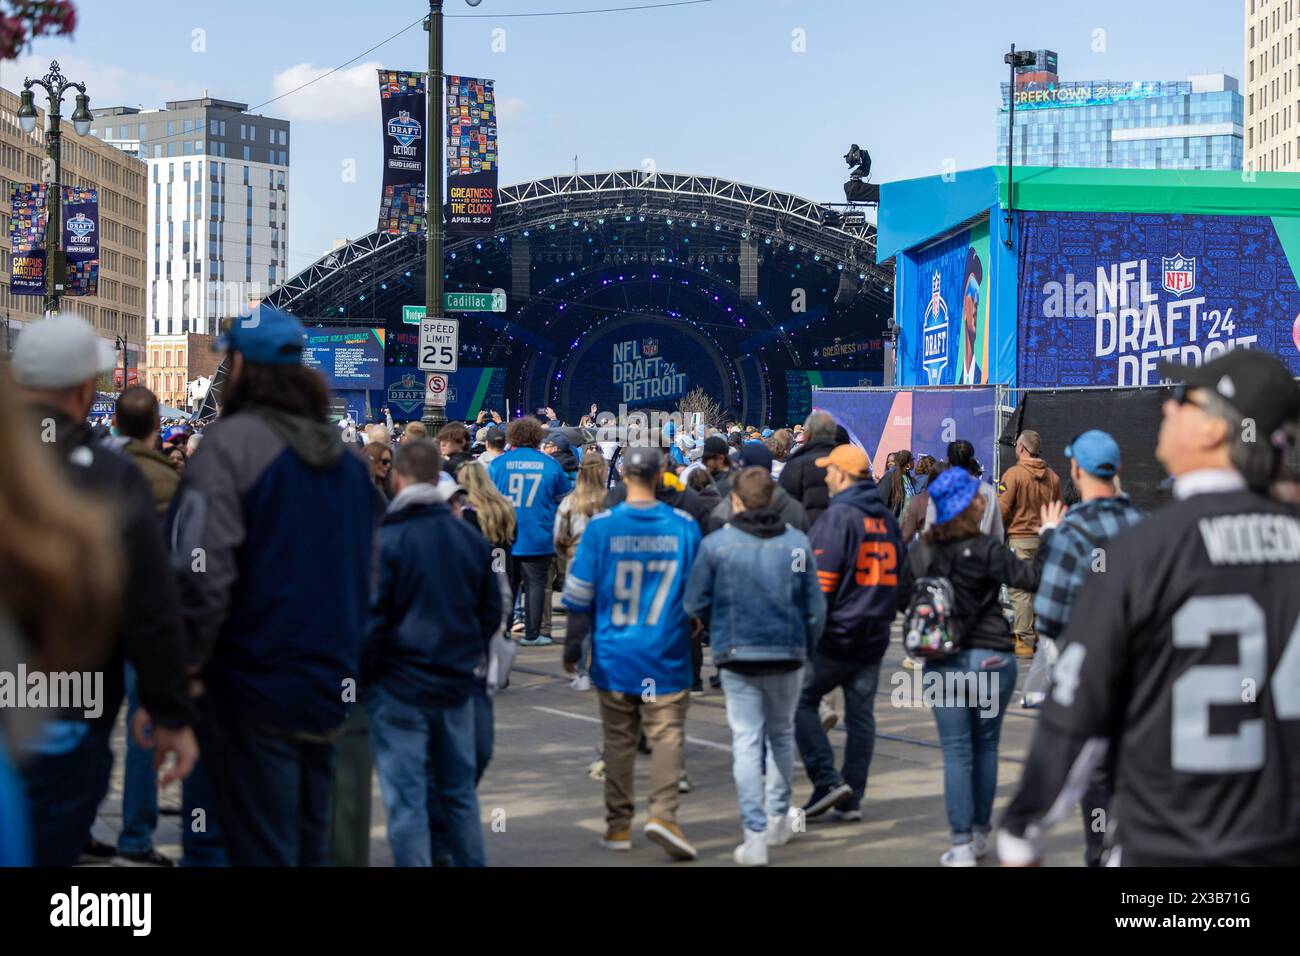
left=1033, top=495, right=1145, bottom=644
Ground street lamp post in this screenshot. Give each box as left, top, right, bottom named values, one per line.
left=422, top=0, right=446, bottom=429
left=1002, top=45, right=1036, bottom=249
left=419, top=0, right=482, bottom=429
left=17, top=60, right=92, bottom=316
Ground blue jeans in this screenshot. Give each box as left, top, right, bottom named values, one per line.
left=429, top=687, right=494, bottom=862
left=195, top=691, right=335, bottom=866
left=117, top=664, right=158, bottom=855
left=721, top=667, right=803, bottom=832
left=180, top=754, right=228, bottom=866
left=21, top=722, right=114, bottom=866
left=925, top=648, right=1017, bottom=844
left=794, top=653, right=881, bottom=805
left=367, top=685, right=485, bottom=867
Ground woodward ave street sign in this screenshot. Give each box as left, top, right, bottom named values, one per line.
left=403, top=291, right=505, bottom=324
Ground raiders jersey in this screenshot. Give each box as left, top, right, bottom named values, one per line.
left=1001, top=490, right=1300, bottom=865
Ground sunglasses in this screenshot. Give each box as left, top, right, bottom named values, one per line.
left=377, top=456, right=392, bottom=466
left=1171, top=383, right=1206, bottom=410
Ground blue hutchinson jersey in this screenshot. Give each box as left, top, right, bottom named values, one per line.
left=563, top=501, right=701, bottom=695
left=489, top=447, right=570, bottom=556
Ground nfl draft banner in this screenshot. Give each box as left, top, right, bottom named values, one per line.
left=913, top=222, right=992, bottom=386
left=445, top=75, right=497, bottom=237
left=62, top=187, right=99, bottom=296
left=9, top=183, right=48, bottom=295
left=1017, top=210, right=1300, bottom=386
left=377, top=70, right=426, bottom=237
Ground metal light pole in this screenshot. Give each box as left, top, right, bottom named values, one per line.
left=1002, top=45, right=1036, bottom=249
left=421, top=0, right=447, bottom=429
left=17, top=60, right=92, bottom=316
left=115, top=335, right=128, bottom=391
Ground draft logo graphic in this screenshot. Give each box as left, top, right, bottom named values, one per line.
left=386, top=372, right=425, bottom=416
left=641, top=337, right=659, bottom=357
left=387, top=110, right=422, bottom=148
left=65, top=212, right=95, bottom=241
left=1161, top=254, right=1196, bottom=297
left=921, top=271, right=950, bottom=385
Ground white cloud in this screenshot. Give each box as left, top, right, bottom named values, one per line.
left=0, top=53, right=186, bottom=109
left=268, top=61, right=383, bottom=124
left=496, top=96, right=528, bottom=124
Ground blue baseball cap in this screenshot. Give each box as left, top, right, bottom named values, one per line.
left=1065, top=429, right=1120, bottom=479
left=738, top=439, right=773, bottom=471
left=929, top=467, right=979, bottom=525
left=761, top=428, right=774, bottom=439
left=215, top=305, right=307, bottom=365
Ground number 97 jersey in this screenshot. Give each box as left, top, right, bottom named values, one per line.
left=1045, top=490, right=1300, bottom=865
left=561, top=501, right=701, bottom=696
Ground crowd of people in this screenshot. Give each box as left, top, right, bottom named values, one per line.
left=0, top=306, right=1297, bottom=868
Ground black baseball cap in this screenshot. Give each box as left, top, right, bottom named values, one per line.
left=701, top=435, right=729, bottom=458
left=1159, top=350, right=1300, bottom=437
left=622, top=445, right=662, bottom=479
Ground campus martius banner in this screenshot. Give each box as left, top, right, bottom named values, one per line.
left=1017, top=209, right=1300, bottom=386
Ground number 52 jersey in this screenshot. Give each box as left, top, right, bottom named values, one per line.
left=562, top=501, right=701, bottom=696
left=1003, top=489, right=1300, bottom=865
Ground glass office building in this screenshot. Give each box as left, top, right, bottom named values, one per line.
left=996, top=53, right=1243, bottom=170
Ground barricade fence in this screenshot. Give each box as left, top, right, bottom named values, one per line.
left=812, top=383, right=1175, bottom=510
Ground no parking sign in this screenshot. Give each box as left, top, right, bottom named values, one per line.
left=425, top=372, right=449, bottom=407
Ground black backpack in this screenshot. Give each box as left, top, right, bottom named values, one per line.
left=902, top=540, right=962, bottom=661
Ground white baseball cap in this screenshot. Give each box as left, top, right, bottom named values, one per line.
left=11, top=314, right=117, bottom=389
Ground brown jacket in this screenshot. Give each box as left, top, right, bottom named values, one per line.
left=998, top=456, right=1060, bottom=537
left=123, top=440, right=180, bottom=517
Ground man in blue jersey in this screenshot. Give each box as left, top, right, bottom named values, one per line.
left=490, top=417, right=571, bottom=646
left=562, top=445, right=702, bottom=861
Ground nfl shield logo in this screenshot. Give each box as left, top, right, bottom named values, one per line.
left=642, top=338, right=659, bottom=357
left=1162, top=254, right=1196, bottom=297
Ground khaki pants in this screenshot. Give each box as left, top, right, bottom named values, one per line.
left=597, top=688, right=689, bottom=829
left=1008, top=535, right=1039, bottom=647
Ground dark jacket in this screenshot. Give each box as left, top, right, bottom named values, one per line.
left=604, top=476, right=712, bottom=532
left=705, top=484, right=808, bottom=535
left=122, top=439, right=180, bottom=517
left=807, top=480, right=900, bottom=663
left=779, top=436, right=837, bottom=526
left=896, top=532, right=1042, bottom=652
left=364, top=490, right=503, bottom=708
left=37, top=409, right=191, bottom=729
left=442, top=450, right=473, bottom=478
left=549, top=447, right=579, bottom=482
left=167, top=406, right=383, bottom=734
left=683, top=508, right=825, bottom=664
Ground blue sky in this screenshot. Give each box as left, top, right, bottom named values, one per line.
left=3, top=0, right=1243, bottom=274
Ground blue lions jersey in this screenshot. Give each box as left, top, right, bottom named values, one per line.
left=563, top=501, right=701, bottom=695
left=489, top=447, right=570, bottom=557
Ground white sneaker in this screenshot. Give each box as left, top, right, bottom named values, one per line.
left=570, top=674, right=592, bottom=691
left=940, top=843, right=978, bottom=867
left=973, top=831, right=990, bottom=859
left=733, top=829, right=769, bottom=866
left=766, top=809, right=798, bottom=846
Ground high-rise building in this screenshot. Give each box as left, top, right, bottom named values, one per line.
left=91, top=96, right=289, bottom=340
left=1243, top=0, right=1299, bottom=172
left=997, top=51, right=1243, bottom=170
left=0, top=86, right=148, bottom=377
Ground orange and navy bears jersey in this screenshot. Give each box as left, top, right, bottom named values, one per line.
left=807, top=479, right=902, bottom=663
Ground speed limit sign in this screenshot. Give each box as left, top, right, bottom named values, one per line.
left=419, top=317, right=459, bottom=372
left=425, top=372, right=449, bottom=407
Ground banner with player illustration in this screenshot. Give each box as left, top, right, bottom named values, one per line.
left=444, top=74, right=497, bottom=237
left=1016, top=209, right=1300, bottom=386
left=906, top=221, right=996, bottom=387
left=377, top=69, right=426, bottom=237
